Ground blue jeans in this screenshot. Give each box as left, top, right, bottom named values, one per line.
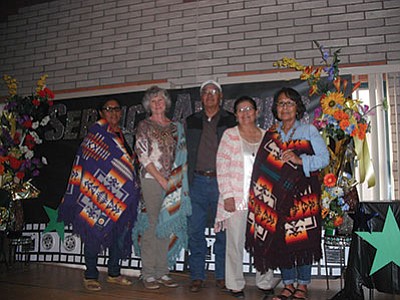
left=188, top=174, right=225, bottom=280
left=84, top=230, right=123, bottom=279
left=280, top=264, right=312, bottom=285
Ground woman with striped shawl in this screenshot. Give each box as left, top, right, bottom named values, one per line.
left=245, top=88, right=329, bottom=300
left=58, top=98, right=141, bottom=291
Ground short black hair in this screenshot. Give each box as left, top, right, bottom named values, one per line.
left=97, top=98, right=121, bottom=112
left=234, top=95, right=257, bottom=113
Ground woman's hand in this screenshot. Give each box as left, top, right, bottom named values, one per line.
left=159, top=177, right=169, bottom=191
left=224, top=197, right=236, bottom=212
left=281, top=149, right=302, bottom=165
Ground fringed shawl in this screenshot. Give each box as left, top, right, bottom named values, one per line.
left=132, top=122, right=191, bottom=267
left=58, top=119, right=141, bottom=257
left=245, top=125, right=322, bottom=272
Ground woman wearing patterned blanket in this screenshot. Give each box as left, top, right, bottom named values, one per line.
left=134, top=86, right=191, bottom=290
left=245, top=88, right=329, bottom=300
left=215, top=96, right=275, bottom=299
left=58, top=98, right=141, bottom=291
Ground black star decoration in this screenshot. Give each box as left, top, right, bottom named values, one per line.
left=349, top=205, right=378, bottom=232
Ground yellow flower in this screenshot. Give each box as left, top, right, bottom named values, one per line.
left=3, top=74, right=18, bottom=96
left=321, top=92, right=345, bottom=115
left=36, top=74, right=48, bottom=93
left=274, top=57, right=305, bottom=71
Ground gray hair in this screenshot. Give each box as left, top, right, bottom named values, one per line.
left=142, top=85, right=172, bottom=114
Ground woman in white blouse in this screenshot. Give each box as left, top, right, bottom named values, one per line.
left=215, top=96, right=274, bottom=298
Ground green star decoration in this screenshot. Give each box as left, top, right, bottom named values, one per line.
left=356, top=207, right=400, bottom=275
left=43, top=206, right=65, bottom=241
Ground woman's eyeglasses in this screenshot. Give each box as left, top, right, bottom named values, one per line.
left=102, top=106, right=122, bottom=112
left=277, top=100, right=296, bottom=108
left=237, top=106, right=255, bottom=113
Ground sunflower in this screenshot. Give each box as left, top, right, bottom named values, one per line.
left=320, top=92, right=345, bottom=115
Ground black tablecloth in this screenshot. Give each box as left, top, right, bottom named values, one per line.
left=331, top=201, right=400, bottom=300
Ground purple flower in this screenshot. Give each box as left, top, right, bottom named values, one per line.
left=22, top=159, right=32, bottom=169
left=314, top=107, right=322, bottom=118
left=32, top=169, right=40, bottom=177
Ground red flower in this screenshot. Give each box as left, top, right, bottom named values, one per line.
left=44, top=87, right=55, bottom=99
left=22, top=119, right=32, bottom=129
left=16, top=171, right=25, bottom=180
left=323, top=173, right=337, bottom=187
left=48, top=100, right=54, bottom=106
left=13, top=131, right=21, bottom=144
left=9, top=156, right=22, bottom=170
left=38, top=90, right=46, bottom=97
left=0, top=157, right=6, bottom=175
left=32, top=98, right=40, bottom=106
left=25, top=134, right=36, bottom=150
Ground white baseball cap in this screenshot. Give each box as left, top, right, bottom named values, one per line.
left=200, top=80, right=222, bottom=93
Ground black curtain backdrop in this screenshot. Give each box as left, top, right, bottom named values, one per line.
left=26, top=77, right=346, bottom=223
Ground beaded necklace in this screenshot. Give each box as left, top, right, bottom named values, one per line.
left=277, top=124, right=297, bottom=144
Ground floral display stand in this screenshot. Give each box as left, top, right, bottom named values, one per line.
left=0, top=75, right=53, bottom=266
left=275, top=41, right=382, bottom=235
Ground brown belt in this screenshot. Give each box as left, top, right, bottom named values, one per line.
left=194, top=170, right=217, bottom=177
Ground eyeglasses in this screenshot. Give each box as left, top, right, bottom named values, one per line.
left=237, top=106, right=255, bottom=113
left=277, top=100, right=296, bottom=108
left=102, top=106, right=122, bottom=112
left=201, top=89, right=219, bottom=96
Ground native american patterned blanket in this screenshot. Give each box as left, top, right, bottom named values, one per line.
left=245, top=125, right=322, bottom=272
left=58, top=119, right=140, bottom=256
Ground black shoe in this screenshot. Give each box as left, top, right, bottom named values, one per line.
left=259, top=288, right=274, bottom=295
left=230, top=290, right=245, bottom=298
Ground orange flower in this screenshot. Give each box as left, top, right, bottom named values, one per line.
left=334, top=216, right=344, bottom=227
left=313, top=66, right=323, bottom=78
left=333, top=110, right=349, bottom=121
left=342, top=79, right=348, bottom=92
left=321, top=208, right=329, bottom=219
left=300, top=66, right=313, bottom=80
left=352, top=81, right=361, bottom=93
left=357, top=123, right=368, bottom=140
left=333, top=77, right=341, bottom=92
left=323, top=173, right=337, bottom=187
left=339, top=119, right=350, bottom=131
left=309, top=84, right=318, bottom=96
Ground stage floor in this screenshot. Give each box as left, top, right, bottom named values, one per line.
left=0, top=263, right=398, bottom=300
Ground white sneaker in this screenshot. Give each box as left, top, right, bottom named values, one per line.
left=157, top=275, right=179, bottom=288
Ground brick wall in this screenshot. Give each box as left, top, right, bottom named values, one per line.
left=387, top=72, right=400, bottom=199
left=0, top=0, right=400, bottom=95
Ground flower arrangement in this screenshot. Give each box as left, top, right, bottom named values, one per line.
left=0, top=74, right=54, bottom=198
left=274, top=41, right=380, bottom=231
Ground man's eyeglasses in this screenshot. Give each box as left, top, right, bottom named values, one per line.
left=237, top=106, right=255, bottom=113
left=276, top=100, right=296, bottom=108
left=201, top=89, right=219, bottom=96
left=102, top=106, right=122, bottom=112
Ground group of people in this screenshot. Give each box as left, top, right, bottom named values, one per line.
left=57, top=80, right=329, bottom=300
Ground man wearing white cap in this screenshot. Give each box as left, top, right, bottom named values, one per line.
left=185, top=80, right=236, bottom=292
